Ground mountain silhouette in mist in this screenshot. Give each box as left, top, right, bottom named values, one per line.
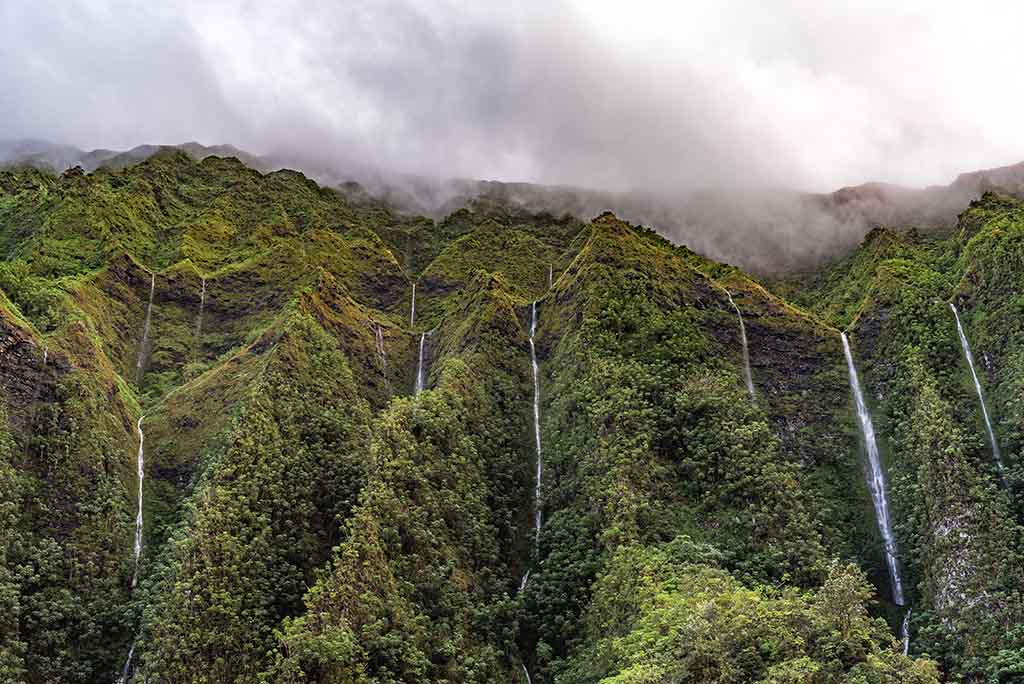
left=4, top=137, right=1024, bottom=273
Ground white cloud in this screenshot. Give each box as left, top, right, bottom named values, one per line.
left=3, top=0, right=1024, bottom=191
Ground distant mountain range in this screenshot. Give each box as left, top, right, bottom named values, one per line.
left=0, top=138, right=261, bottom=174
left=4, top=137, right=1023, bottom=273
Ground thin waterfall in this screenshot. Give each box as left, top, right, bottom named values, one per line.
left=529, top=302, right=542, bottom=539
left=115, top=643, right=135, bottom=684
left=410, top=283, right=417, bottom=327
left=131, top=416, right=145, bottom=589
left=117, top=416, right=146, bottom=681
left=949, top=303, right=1004, bottom=474
left=841, top=333, right=905, bottom=606
left=519, top=302, right=543, bottom=684
left=548, top=264, right=553, bottom=288
left=727, top=292, right=755, bottom=398
left=901, top=608, right=912, bottom=656
left=415, top=332, right=428, bottom=395
left=135, top=274, right=155, bottom=385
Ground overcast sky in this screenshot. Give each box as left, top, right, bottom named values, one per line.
left=3, top=0, right=1023, bottom=192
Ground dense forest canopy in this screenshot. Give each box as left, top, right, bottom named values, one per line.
left=1, top=151, right=1023, bottom=683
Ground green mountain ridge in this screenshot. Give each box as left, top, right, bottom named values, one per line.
left=11, top=137, right=1024, bottom=275
left=1, top=151, right=1022, bottom=683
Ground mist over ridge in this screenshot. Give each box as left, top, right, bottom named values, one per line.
left=4, top=136, right=1021, bottom=274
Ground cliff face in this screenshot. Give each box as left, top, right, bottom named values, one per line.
left=0, top=304, right=50, bottom=433
left=782, top=194, right=1024, bottom=677
left=0, top=154, right=1020, bottom=683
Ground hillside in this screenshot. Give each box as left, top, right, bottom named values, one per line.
left=1, top=152, right=1022, bottom=683
left=8, top=138, right=1024, bottom=274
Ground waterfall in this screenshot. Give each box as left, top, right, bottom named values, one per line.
left=410, top=283, right=417, bottom=327
left=529, top=302, right=542, bottom=539
left=519, top=300, right=543, bottom=683
left=117, top=416, right=146, bottom=680
left=548, top=264, right=553, bottom=288
left=841, top=333, right=905, bottom=606
left=194, top=277, right=206, bottom=345
left=415, top=332, right=428, bottom=395
left=115, top=643, right=135, bottom=684
left=43, top=347, right=48, bottom=365
left=131, top=416, right=145, bottom=589
left=135, top=274, right=155, bottom=385
left=727, top=292, right=755, bottom=398
left=949, top=303, right=1004, bottom=474
left=901, top=608, right=912, bottom=656
left=515, top=303, right=544, bottom=684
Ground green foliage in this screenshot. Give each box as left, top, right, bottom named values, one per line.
left=141, top=314, right=372, bottom=683
left=523, top=217, right=835, bottom=682
left=266, top=357, right=518, bottom=684
left=885, top=352, right=1024, bottom=680
left=566, top=546, right=939, bottom=684
left=7, top=155, right=1024, bottom=684
left=791, top=192, right=1024, bottom=679
left=0, top=260, right=67, bottom=332
left=0, top=400, right=27, bottom=683
left=0, top=360, right=137, bottom=684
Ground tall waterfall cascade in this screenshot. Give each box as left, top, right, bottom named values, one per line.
left=131, top=416, right=145, bottom=589
left=135, top=274, right=155, bottom=384
left=116, top=416, right=147, bottom=682
left=529, top=302, right=543, bottom=539
left=841, top=333, right=905, bottom=606
left=727, top=292, right=755, bottom=398
left=516, top=303, right=543, bottom=684
left=415, top=332, right=428, bottom=395
left=949, top=303, right=1004, bottom=474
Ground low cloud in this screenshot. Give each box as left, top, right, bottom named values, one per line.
left=4, top=1, right=1024, bottom=272
left=4, top=1, right=1024, bottom=192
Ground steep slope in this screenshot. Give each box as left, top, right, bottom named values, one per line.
left=782, top=193, right=1024, bottom=681
left=11, top=153, right=1023, bottom=683
left=0, top=294, right=139, bottom=681
left=263, top=272, right=534, bottom=682
left=141, top=312, right=374, bottom=683
left=0, top=153, right=419, bottom=683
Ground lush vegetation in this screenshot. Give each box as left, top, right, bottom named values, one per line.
left=1, top=153, right=1022, bottom=683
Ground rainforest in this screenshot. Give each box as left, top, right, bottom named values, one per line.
left=1, top=147, right=1023, bottom=684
